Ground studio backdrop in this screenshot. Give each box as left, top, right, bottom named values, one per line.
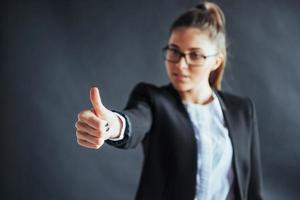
left=1, top=0, right=300, bottom=199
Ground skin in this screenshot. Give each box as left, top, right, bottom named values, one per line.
left=75, top=27, right=224, bottom=149
left=165, top=27, right=224, bottom=105
left=75, top=87, right=122, bottom=149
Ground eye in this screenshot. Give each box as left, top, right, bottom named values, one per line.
left=166, top=48, right=182, bottom=60
left=169, top=48, right=181, bottom=56
left=189, top=52, right=203, bottom=60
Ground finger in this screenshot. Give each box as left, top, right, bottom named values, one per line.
left=77, top=110, right=100, bottom=130
left=75, top=111, right=108, bottom=132
left=90, top=87, right=105, bottom=117
left=76, top=130, right=103, bottom=145
left=77, top=138, right=103, bottom=149
left=75, top=121, right=99, bottom=137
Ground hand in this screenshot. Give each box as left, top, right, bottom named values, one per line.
left=75, top=87, right=122, bottom=149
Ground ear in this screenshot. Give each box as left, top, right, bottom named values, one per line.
left=211, top=53, right=224, bottom=71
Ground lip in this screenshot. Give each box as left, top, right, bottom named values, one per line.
left=173, top=73, right=189, bottom=81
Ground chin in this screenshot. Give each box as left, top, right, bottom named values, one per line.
left=171, top=81, right=192, bottom=93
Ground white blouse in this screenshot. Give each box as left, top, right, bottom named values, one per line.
left=183, top=91, right=235, bottom=200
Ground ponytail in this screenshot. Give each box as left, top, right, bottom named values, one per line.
left=201, top=2, right=226, bottom=33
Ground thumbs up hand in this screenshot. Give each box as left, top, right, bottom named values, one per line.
left=75, top=87, right=122, bottom=149
left=89, top=86, right=110, bottom=119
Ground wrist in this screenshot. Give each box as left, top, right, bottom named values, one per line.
left=109, top=114, right=123, bottom=139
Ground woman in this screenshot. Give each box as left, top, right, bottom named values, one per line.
left=75, top=1, right=264, bottom=200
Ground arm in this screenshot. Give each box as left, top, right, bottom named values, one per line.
left=105, top=83, right=153, bottom=149
left=247, top=98, right=264, bottom=200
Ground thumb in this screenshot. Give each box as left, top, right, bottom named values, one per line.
left=90, top=86, right=106, bottom=117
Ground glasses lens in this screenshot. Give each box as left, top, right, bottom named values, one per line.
left=187, top=52, right=204, bottom=66
left=164, top=48, right=180, bottom=63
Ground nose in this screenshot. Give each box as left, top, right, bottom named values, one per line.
left=176, top=56, right=189, bottom=69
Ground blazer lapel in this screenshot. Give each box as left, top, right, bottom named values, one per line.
left=213, top=88, right=243, bottom=200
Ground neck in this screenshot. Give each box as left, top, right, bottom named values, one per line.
left=179, top=83, right=214, bottom=105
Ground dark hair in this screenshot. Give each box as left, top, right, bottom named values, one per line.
left=170, top=1, right=227, bottom=90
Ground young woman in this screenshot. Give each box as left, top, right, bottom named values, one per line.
left=75, top=1, right=264, bottom=200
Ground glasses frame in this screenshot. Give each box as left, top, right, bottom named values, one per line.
left=162, top=46, right=218, bottom=67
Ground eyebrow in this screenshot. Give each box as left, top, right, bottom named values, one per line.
left=169, top=43, right=203, bottom=51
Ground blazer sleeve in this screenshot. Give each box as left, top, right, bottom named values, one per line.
left=247, top=98, right=264, bottom=200
left=105, top=83, right=153, bottom=149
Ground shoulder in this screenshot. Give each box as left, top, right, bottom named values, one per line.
left=217, top=90, right=249, bottom=104
left=130, top=82, right=160, bottom=92
left=129, top=82, right=175, bottom=98
left=128, top=82, right=181, bottom=109
left=216, top=89, right=257, bottom=121
left=126, top=82, right=167, bottom=106
left=217, top=89, right=255, bottom=106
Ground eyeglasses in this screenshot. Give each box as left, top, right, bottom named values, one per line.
left=162, top=46, right=218, bottom=67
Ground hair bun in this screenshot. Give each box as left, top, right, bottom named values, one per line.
left=195, top=3, right=206, bottom=11
left=205, top=2, right=226, bottom=32
left=193, top=2, right=225, bottom=32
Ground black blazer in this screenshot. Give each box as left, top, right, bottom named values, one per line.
left=106, top=82, right=264, bottom=200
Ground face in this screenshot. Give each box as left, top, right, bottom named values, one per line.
left=165, top=27, right=223, bottom=93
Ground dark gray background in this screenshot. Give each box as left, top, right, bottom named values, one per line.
left=1, top=0, right=299, bottom=199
